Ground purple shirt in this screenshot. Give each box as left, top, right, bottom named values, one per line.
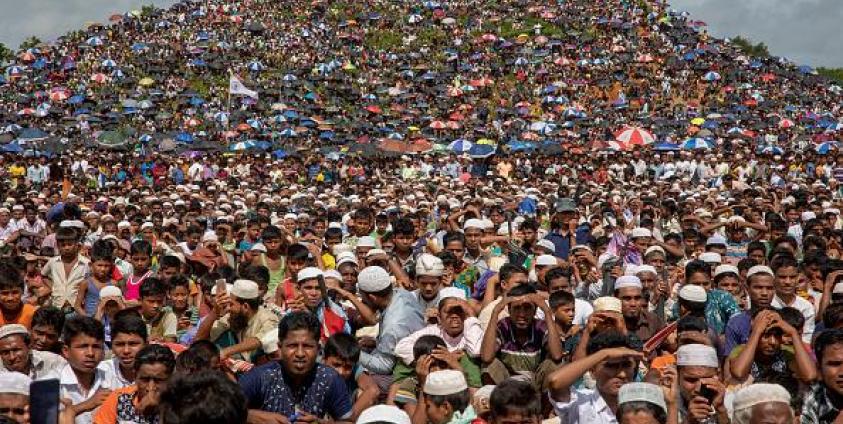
left=724, top=311, right=751, bottom=357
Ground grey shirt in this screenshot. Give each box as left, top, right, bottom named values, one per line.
left=359, top=289, right=425, bottom=375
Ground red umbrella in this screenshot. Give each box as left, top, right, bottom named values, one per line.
left=365, top=105, right=382, bottom=114
left=429, top=120, right=446, bottom=129
left=614, top=127, right=655, bottom=145
left=446, top=121, right=461, bottom=130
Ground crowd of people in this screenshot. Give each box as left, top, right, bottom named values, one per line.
left=1, top=0, right=843, bottom=423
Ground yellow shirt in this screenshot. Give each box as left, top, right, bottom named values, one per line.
left=9, top=165, right=25, bottom=177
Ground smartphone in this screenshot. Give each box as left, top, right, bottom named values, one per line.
left=30, top=379, right=60, bottom=424
left=215, top=279, right=227, bottom=294
left=699, top=384, right=717, bottom=403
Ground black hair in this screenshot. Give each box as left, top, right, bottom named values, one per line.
left=443, top=231, right=465, bottom=247
left=737, top=258, right=758, bottom=274
left=134, top=344, right=176, bottom=373
left=111, top=311, right=149, bottom=341
left=428, top=391, right=470, bottom=415
left=489, top=379, right=541, bottom=419
left=546, top=266, right=573, bottom=284
left=0, top=261, right=23, bottom=291
left=815, top=329, right=843, bottom=365
left=506, top=283, right=536, bottom=298
left=586, top=330, right=636, bottom=355
left=199, top=272, right=223, bottom=295
left=238, top=265, right=270, bottom=289
left=779, top=307, right=805, bottom=332
left=131, top=239, right=152, bottom=257
left=677, top=316, right=708, bottom=334
left=176, top=340, right=220, bottom=374
left=186, top=225, right=203, bottom=236
left=55, top=227, right=79, bottom=242
left=168, top=274, right=190, bottom=291
left=684, top=260, right=711, bottom=281
left=825, top=303, right=843, bottom=328
left=159, top=370, right=247, bottom=424
left=413, top=334, right=446, bottom=360
left=325, top=227, right=343, bottom=240
left=277, top=311, right=320, bottom=344
left=392, top=217, right=415, bottom=236
left=32, top=306, right=65, bottom=333
left=286, top=243, right=311, bottom=261
left=770, top=254, right=799, bottom=274
left=549, top=291, right=575, bottom=310
left=436, top=251, right=459, bottom=269
left=746, top=241, right=767, bottom=255
left=160, top=255, right=182, bottom=270
left=62, top=315, right=105, bottom=345
left=324, top=333, right=361, bottom=363
left=140, top=277, right=167, bottom=298
left=89, top=240, right=115, bottom=263
left=519, top=218, right=539, bottom=232
left=617, top=401, right=666, bottom=424
left=499, top=264, right=528, bottom=284
left=261, top=225, right=282, bottom=240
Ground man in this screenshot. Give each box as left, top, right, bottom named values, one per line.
left=0, top=263, right=35, bottom=328
left=414, top=254, right=445, bottom=316
left=0, top=324, right=66, bottom=380
left=197, top=279, right=279, bottom=361
left=0, top=372, right=30, bottom=424
left=802, top=329, right=843, bottom=422
left=545, top=198, right=586, bottom=260
left=724, top=265, right=776, bottom=355
left=240, top=311, right=352, bottom=423
left=732, top=383, right=793, bottom=424
left=676, top=344, right=728, bottom=424
left=30, top=306, right=65, bottom=354
left=356, top=266, right=424, bottom=386
left=614, top=276, right=663, bottom=342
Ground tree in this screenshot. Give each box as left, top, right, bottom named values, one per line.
left=731, top=36, right=769, bottom=58
left=0, top=43, right=13, bottom=63
left=19, top=36, right=43, bottom=51
left=818, top=68, right=843, bottom=84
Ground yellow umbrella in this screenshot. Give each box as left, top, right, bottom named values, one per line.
left=408, top=126, right=420, bottom=132
left=477, top=138, right=495, bottom=145
left=516, top=34, right=529, bottom=44
left=690, top=117, right=705, bottom=126
left=138, top=77, right=155, bottom=86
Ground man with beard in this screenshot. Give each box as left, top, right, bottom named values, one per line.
left=614, top=276, right=664, bottom=343
left=196, top=279, right=279, bottom=362
left=240, top=311, right=352, bottom=424
left=547, top=331, right=644, bottom=424
left=676, top=344, right=728, bottom=424
left=0, top=324, right=66, bottom=379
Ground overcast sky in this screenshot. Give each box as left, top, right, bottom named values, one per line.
left=1, top=0, right=841, bottom=67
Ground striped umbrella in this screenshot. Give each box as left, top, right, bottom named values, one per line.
left=614, top=127, right=655, bottom=146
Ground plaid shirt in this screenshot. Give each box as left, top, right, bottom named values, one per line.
left=802, top=384, right=840, bottom=424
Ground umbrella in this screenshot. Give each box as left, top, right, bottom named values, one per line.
left=378, top=138, right=432, bottom=154
left=681, top=137, right=714, bottom=150
left=468, top=144, right=496, bottom=158
left=816, top=141, right=840, bottom=155
left=247, top=61, right=266, bottom=72
left=758, top=145, right=784, bottom=155
left=448, top=139, right=473, bottom=152
left=702, top=71, right=721, bottom=81
left=778, top=118, right=795, bottom=129
left=1, top=141, right=23, bottom=153
left=615, top=127, right=655, bottom=145
left=653, top=142, right=681, bottom=151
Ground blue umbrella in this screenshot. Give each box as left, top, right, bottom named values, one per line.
left=758, top=145, right=783, bottom=155
left=189, top=97, right=204, bottom=106
left=282, top=110, right=299, bottom=119
left=175, top=132, right=194, bottom=143
left=468, top=144, right=496, bottom=158
left=247, top=61, right=266, bottom=72
left=797, top=65, right=815, bottom=75
left=67, top=95, right=85, bottom=105
left=681, top=137, right=714, bottom=150
left=319, top=131, right=335, bottom=140
left=654, top=142, right=681, bottom=151
left=1, top=141, right=24, bottom=153
left=448, top=139, right=473, bottom=152
left=702, top=71, right=721, bottom=81
left=280, top=128, right=297, bottom=137
left=816, top=142, right=839, bottom=155
left=508, top=141, right=536, bottom=152
left=272, top=149, right=289, bottom=159
left=17, top=128, right=48, bottom=142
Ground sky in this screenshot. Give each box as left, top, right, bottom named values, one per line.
left=1, top=0, right=841, bottom=67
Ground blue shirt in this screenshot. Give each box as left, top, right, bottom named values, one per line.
left=724, top=311, right=752, bottom=357
left=545, top=227, right=591, bottom=260
left=359, top=289, right=425, bottom=375
left=239, top=361, right=352, bottom=419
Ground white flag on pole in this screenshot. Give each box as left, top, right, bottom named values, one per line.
left=229, top=74, right=258, bottom=99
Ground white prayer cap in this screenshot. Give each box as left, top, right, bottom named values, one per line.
left=630, top=227, right=652, bottom=238
left=202, top=232, right=218, bottom=243
left=357, top=405, right=412, bottom=424
left=802, top=211, right=816, bottom=222
left=698, top=252, right=722, bottom=264
left=746, top=265, right=774, bottom=279
left=0, top=324, right=28, bottom=340
left=99, top=286, right=123, bottom=300
left=615, top=276, right=643, bottom=290
left=714, top=265, right=739, bottom=278
left=618, top=383, right=667, bottom=414
left=60, top=220, right=85, bottom=229
left=250, top=243, right=267, bottom=253
left=535, top=255, right=557, bottom=267
left=706, top=234, right=727, bottom=246
left=593, top=296, right=622, bottom=314
left=332, top=243, right=353, bottom=256
left=644, top=245, right=666, bottom=256
left=679, top=285, right=708, bottom=303
left=571, top=244, right=593, bottom=253
left=336, top=252, right=359, bottom=267
left=536, top=239, right=556, bottom=252
left=415, top=254, right=444, bottom=277
left=423, top=370, right=468, bottom=396
left=357, top=266, right=392, bottom=293
left=437, top=287, right=467, bottom=307
left=732, top=384, right=791, bottom=424
left=623, top=264, right=639, bottom=276
left=324, top=270, right=342, bottom=281
left=230, top=279, right=260, bottom=300
left=676, top=344, right=719, bottom=368
left=140, top=221, right=154, bottom=230
left=834, top=282, right=843, bottom=295
left=463, top=218, right=484, bottom=230
left=635, top=265, right=657, bottom=275
left=366, top=249, right=387, bottom=258
left=297, top=267, right=323, bottom=283
left=283, top=213, right=298, bottom=220
left=0, top=372, right=31, bottom=395
left=357, top=236, right=377, bottom=248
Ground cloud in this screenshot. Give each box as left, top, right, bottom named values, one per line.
left=671, top=0, right=843, bottom=67
left=0, top=0, right=178, bottom=50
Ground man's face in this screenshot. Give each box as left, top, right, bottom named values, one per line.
left=748, top=275, right=776, bottom=308
left=279, top=329, right=318, bottom=377
left=323, top=355, right=354, bottom=381
left=521, top=228, right=537, bottom=244
left=464, top=228, right=482, bottom=250
left=490, top=412, right=540, bottom=424
left=0, top=287, right=23, bottom=313
left=140, top=294, right=165, bottom=320
left=554, top=304, right=575, bottom=327
left=0, top=335, right=30, bottom=374
left=593, top=355, right=637, bottom=398
left=111, top=332, right=145, bottom=370
left=775, top=266, right=799, bottom=298
left=90, top=259, right=112, bottom=281
left=445, top=240, right=466, bottom=262
left=439, top=299, right=466, bottom=338
left=299, top=280, right=323, bottom=309
left=717, top=275, right=741, bottom=297
left=617, top=287, right=643, bottom=319
left=338, top=264, right=358, bottom=292
left=58, top=240, right=79, bottom=258
left=821, top=343, right=843, bottom=396
left=0, top=393, right=27, bottom=424
left=417, top=276, right=442, bottom=302
left=548, top=277, right=571, bottom=294
left=31, top=325, right=59, bottom=352
left=394, top=233, right=414, bottom=252
left=508, top=297, right=536, bottom=330
left=678, top=366, right=718, bottom=402
left=63, top=334, right=104, bottom=374
left=131, top=253, right=151, bottom=271
left=0, top=212, right=8, bottom=226
left=186, top=232, right=201, bottom=248
left=687, top=271, right=712, bottom=291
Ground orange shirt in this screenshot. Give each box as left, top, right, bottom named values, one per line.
left=650, top=353, right=676, bottom=370
left=0, top=304, right=36, bottom=329
left=93, top=386, right=137, bottom=424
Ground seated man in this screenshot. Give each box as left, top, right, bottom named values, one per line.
left=0, top=372, right=30, bottom=424
left=0, top=324, right=66, bottom=380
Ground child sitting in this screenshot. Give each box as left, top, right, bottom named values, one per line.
left=322, top=333, right=380, bottom=420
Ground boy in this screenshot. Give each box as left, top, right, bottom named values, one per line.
left=99, top=310, right=148, bottom=389
left=251, top=226, right=288, bottom=296
left=30, top=306, right=65, bottom=354
left=42, top=227, right=89, bottom=312
left=488, top=379, right=542, bottom=424
left=138, top=278, right=178, bottom=343
left=0, top=261, right=36, bottom=328
left=549, top=290, right=578, bottom=352
left=60, top=316, right=111, bottom=424
left=168, top=275, right=199, bottom=343
left=323, top=333, right=380, bottom=420
left=74, top=240, right=116, bottom=317
left=416, top=370, right=475, bottom=424
left=125, top=240, right=153, bottom=305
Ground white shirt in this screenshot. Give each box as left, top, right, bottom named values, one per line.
left=771, top=295, right=816, bottom=343
left=59, top=363, right=113, bottom=424
left=97, top=357, right=132, bottom=390
left=551, top=388, right=617, bottom=424
left=574, top=298, right=594, bottom=327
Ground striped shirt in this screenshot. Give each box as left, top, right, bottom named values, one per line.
left=495, top=317, right=548, bottom=374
